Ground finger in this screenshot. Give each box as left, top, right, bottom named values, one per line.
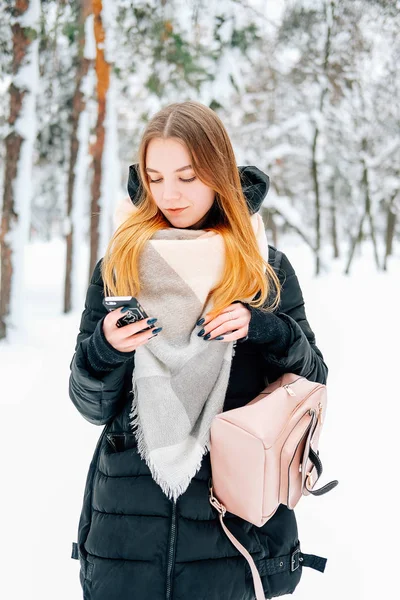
left=210, top=327, right=248, bottom=343
left=123, top=317, right=158, bottom=337
left=107, top=306, right=132, bottom=328
left=108, top=306, right=153, bottom=325
left=202, top=315, right=247, bottom=339
left=210, top=304, right=247, bottom=328
left=111, top=308, right=157, bottom=335
left=219, top=303, right=242, bottom=313
left=201, top=303, right=243, bottom=324
left=118, top=325, right=160, bottom=351
left=109, top=306, right=128, bottom=324
left=209, top=320, right=246, bottom=339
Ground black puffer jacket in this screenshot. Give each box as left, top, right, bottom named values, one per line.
left=69, top=167, right=329, bottom=600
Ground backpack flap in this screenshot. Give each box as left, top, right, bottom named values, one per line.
left=280, top=409, right=315, bottom=509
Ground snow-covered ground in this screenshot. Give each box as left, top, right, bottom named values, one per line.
left=1, top=237, right=398, bottom=600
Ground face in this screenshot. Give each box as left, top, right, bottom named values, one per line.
left=145, top=137, right=216, bottom=229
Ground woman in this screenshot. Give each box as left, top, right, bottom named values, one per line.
left=69, top=101, right=328, bottom=600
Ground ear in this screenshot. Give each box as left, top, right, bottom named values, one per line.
left=113, top=196, right=138, bottom=230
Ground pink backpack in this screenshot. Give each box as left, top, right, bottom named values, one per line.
left=209, top=372, right=338, bottom=599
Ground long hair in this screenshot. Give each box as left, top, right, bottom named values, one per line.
left=101, top=101, right=281, bottom=320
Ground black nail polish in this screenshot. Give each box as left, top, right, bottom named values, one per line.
left=197, top=328, right=205, bottom=337
left=197, top=318, right=205, bottom=326
left=152, top=327, right=163, bottom=334
left=214, top=336, right=224, bottom=340
left=203, top=333, right=211, bottom=340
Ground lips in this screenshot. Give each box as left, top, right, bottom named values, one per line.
left=167, top=207, right=187, bottom=213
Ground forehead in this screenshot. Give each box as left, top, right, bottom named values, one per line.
left=145, top=138, right=192, bottom=172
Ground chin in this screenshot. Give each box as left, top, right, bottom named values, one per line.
left=163, top=210, right=207, bottom=230
left=166, top=214, right=194, bottom=226
left=165, top=214, right=188, bottom=224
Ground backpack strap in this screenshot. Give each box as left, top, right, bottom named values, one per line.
left=209, top=482, right=327, bottom=600
left=304, top=446, right=339, bottom=496
left=209, top=486, right=266, bottom=599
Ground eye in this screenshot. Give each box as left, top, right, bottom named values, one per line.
left=149, top=176, right=197, bottom=183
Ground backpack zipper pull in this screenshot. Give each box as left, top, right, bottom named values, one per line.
left=318, top=401, right=323, bottom=424
left=283, top=384, right=296, bottom=397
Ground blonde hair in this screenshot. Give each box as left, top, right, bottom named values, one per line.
left=101, top=101, right=281, bottom=320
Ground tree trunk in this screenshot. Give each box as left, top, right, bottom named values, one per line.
left=329, top=176, right=339, bottom=259
left=344, top=211, right=366, bottom=275
left=361, top=139, right=381, bottom=270
left=89, top=0, right=111, bottom=280
left=310, top=0, right=334, bottom=276
left=383, top=193, right=397, bottom=271
left=311, top=130, right=322, bottom=275
left=330, top=198, right=339, bottom=258
left=345, top=140, right=381, bottom=274
left=367, top=210, right=381, bottom=271
left=0, top=1, right=39, bottom=340
left=64, top=0, right=94, bottom=314
left=265, top=206, right=315, bottom=251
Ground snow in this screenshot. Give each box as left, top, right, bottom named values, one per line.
left=101, top=0, right=118, bottom=63
left=84, top=14, right=96, bottom=60
left=0, top=236, right=398, bottom=599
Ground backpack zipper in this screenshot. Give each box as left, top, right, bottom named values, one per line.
left=166, top=500, right=177, bottom=599
left=283, top=384, right=296, bottom=396
left=284, top=379, right=324, bottom=423
left=261, top=376, right=304, bottom=396
left=282, top=376, right=305, bottom=396
left=317, top=401, right=323, bottom=424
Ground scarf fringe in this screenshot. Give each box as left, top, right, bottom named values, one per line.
left=128, top=375, right=211, bottom=503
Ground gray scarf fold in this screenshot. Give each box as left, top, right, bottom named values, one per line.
left=128, top=213, right=268, bottom=501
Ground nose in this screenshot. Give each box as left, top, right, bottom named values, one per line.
left=162, top=178, right=181, bottom=202
left=162, top=184, right=181, bottom=204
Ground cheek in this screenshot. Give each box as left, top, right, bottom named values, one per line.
left=205, top=191, right=216, bottom=211
left=192, top=184, right=215, bottom=209
left=149, top=185, right=162, bottom=205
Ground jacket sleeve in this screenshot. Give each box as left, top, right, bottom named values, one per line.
left=245, top=248, right=328, bottom=385
left=69, top=258, right=136, bottom=426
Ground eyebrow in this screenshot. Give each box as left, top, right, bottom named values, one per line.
left=145, top=164, right=193, bottom=173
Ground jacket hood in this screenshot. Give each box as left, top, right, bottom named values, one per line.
left=126, top=163, right=270, bottom=215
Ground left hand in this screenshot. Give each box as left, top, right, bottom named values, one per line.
left=197, top=302, right=251, bottom=342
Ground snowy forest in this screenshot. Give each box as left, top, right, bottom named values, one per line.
left=1, top=3, right=399, bottom=600
left=0, top=0, right=399, bottom=341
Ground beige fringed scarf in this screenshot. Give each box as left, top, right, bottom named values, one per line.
left=113, top=197, right=269, bottom=501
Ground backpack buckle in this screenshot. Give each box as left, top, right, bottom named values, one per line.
left=291, top=547, right=301, bottom=571
left=209, top=483, right=226, bottom=517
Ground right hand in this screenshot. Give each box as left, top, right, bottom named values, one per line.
left=102, top=307, right=160, bottom=353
